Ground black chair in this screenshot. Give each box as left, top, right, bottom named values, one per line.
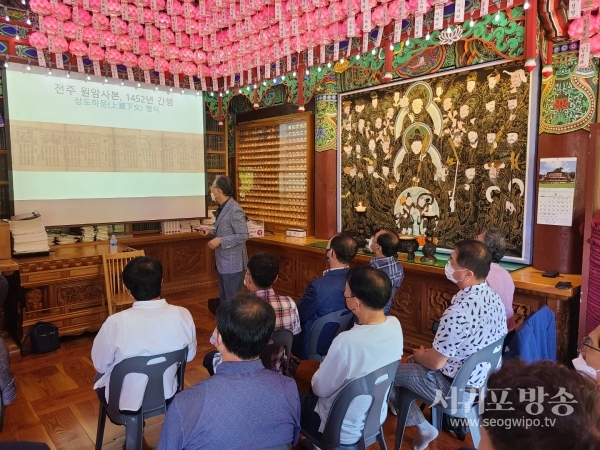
left=260, top=329, right=294, bottom=375
left=393, top=335, right=506, bottom=450
left=301, top=360, right=400, bottom=450
left=95, top=348, right=188, bottom=450
left=0, top=443, right=50, bottom=450
left=307, top=309, right=354, bottom=363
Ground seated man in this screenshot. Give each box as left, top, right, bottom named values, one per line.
left=158, top=293, right=300, bottom=450
left=477, top=228, right=515, bottom=346
left=573, top=323, right=600, bottom=381
left=292, top=234, right=358, bottom=360
left=390, top=240, right=507, bottom=450
left=477, top=359, right=600, bottom=450
left=91, top=256, right=197, bottom=411
left=368, top=229, right=404, bottom=315
left=0, top=338, right=16, bottom=406
left=203, top=252, right=301, bottom=374
left=300, top=265, right=403, bottom=446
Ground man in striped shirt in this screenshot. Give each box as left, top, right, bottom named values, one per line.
left=203, top=252, right=301, bottom=374
left=368, top=229, right=404, bottom=315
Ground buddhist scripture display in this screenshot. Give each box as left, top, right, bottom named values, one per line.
left=340, top=61, right=532, bottom=259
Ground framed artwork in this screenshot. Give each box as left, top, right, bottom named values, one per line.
left=338, top=61, right=539, bottom=262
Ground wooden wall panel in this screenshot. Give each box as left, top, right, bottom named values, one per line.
left=533, top=131, right=589, bottom=274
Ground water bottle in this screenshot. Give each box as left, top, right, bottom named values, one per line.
left=109, top=235, right=118, bottom=254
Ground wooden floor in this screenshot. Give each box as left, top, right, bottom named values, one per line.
left=0, top=289, right=473, bottom=450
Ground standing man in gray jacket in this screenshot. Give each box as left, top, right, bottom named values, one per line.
left=200, top=175, right=249, bottom=306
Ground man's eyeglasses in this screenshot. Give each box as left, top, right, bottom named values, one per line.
left=580, top=336, right=600, bottom=354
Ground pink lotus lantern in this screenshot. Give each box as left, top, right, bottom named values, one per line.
left=191, top=33, right=203, bottom=49
left=123, top=51, right=138, bottom=80
left=105, top=47, right=123, bottom=78
left=138, top=53, right=154, bottom=83
left=591, top=33, right=600, bottom=55
left=166, top=44, right=180, bottom=59
left=154, top=56, right=169, bottom=85
left=143, top=7, right=155, bottom=22
left=83, top=26, right=99, bottom=43
left=29, top=32, right=49, bottom=67
left=193, top=49, right=207, bottom=65
left=137, top=37, right=150, bottom=54
left=53, top=3, right=72, bottom=23
left=30, top=0, right=53, bottom=16
left=117, top=34, right=134, bottom=51
left=169, top=59, right=183, bottom=87
left=144, top=24, right=159, bottom=41
left=99, top=30, right=115, bottom=47
left=74, top=7, right=92, bottom=25
left=107, top=0, right=121, bottom=15
left=151, top=41, right=165, bottom=57
left=92, top=12, right=110, bottom=29
left=568, top=17, right=588, bottom=39
left=88, top=43, right=105, bottom=75
left=88, top=0, right=102, bottom=12
left=63, top=21, right=78, bottom=39
left=53, top=36, right=69, bottom=69
left=69, top=39, right=88, bottom=72
left=44, top=16, right=60, bottom=35
left=158, top=12, right=171, bottom=28
left=179, top=47, right=194, bottom=61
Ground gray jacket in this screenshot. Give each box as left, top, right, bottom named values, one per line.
left=213, top=198, right=249, bottom=274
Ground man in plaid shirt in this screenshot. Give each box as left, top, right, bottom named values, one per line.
left=368, top=230, right=404, bottom=315
left=203, top=252, right=301, bottom=374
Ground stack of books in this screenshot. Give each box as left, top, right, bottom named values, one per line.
left=9, top=212, right=50, bottom=255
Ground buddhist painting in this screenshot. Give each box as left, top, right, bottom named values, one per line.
left=339, top=61, right=535, bottom=260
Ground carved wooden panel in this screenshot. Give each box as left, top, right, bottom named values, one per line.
left=423, top=283, right=458, bottom=340
left=171, top=244, right=206, bottom=278
left=271, top=254, right=296, bottom=297
left=57, top=280, right=105, bottom=309
left=297, top=255, right=326, bottom=296
left=546, top=297, right=571, bottom=363
left=390, top=278, right=420, bottom=334
left=19, top=256, right=102, bottom=273
left=512, top=292, right=544, bottom=330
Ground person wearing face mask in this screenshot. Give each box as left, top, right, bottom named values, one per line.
left=368, top=230, right=404, bottom=315
left=202, top=252, right=301, bottom=376
left=389, top=240, right=507, bottom=450
left=573, top=324, right=600, bottom=381
left=199, top=175, right=249, bottom=312
left=291, top=234, right=358, bottom=360
left=299, top=265, right=403, bottom=448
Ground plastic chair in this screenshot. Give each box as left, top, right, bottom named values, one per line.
left=101, top=250, right=145, bottom=315
left=95, top=347, right=188, bottom=450
left=302, top=360, right=399, bottom=450
left=260, top=329, right=294, bottom=375
left=393, top=335, right=506, bottom=450
left=307, top=309, right=354, bottom=363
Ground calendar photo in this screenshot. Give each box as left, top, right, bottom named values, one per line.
left=536, top=157, right=577, bottom=227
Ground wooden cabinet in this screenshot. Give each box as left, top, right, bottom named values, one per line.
left=235, top=113, right=315, bottom=235
left=246, top=235, right=581, bottom=364
left=5, top=234, right=217, bottom=345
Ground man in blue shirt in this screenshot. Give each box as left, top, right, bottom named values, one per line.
left=368, top=229, right=404, bottom=315
left=158, top=293, right=300, bottom=450
left=292, top=234, right=358, bottom=360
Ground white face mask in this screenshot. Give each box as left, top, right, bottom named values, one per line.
left=210, top=192, right=216, bottom=201
left=367, top=237, right=374, bottom=252
left=445, top=261, right=466, bottom=284
left=573, top=354, right=600, bottom=380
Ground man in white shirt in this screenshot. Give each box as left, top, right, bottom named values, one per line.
left=300, top=265, right=403, bottom=446
left=91, top=256, right=197, bottom=411
left=390, top=240, right=507, bottom=450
